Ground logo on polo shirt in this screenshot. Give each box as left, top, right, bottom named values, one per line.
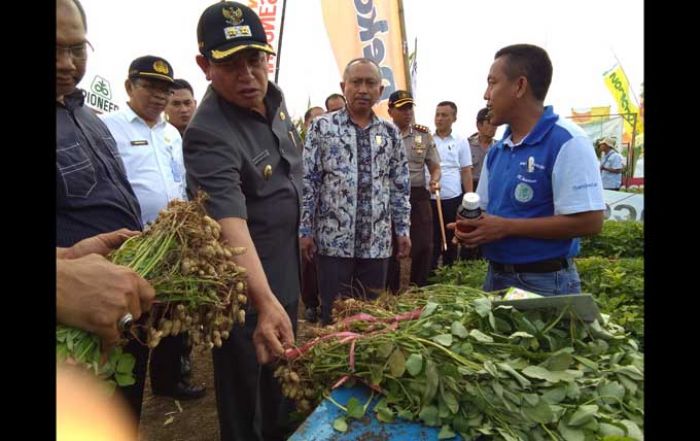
left=514, top=182, right=534, bottom=203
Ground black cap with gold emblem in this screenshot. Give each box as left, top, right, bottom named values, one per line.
left=388, top=90, right=415, bottom=108
left=197, top=1, right=275, bottom=62
left=128, top=55, right=175, bottom=83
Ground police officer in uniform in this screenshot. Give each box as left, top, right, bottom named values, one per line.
left=386, top=90, right=441, bottom=290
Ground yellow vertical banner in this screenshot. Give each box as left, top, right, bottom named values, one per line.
left=321, top=0, right=409, bottom=119
left=603, top=63, right=643, bottom=144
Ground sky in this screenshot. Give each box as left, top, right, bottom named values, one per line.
left=79, top=0, right=643, bottom=137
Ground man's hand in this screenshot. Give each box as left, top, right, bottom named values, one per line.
left=396, top=235, right=411, bottom=259
left=59, top=229, right=139, bottom=259
left=450, top=213, right=508, bottom=247
left=252, top=297, right=294, bottom=364
left=56, top=254, right=156, bottom=345
left=300, top=236, right=317, bottom=262
left=428, top=180, right=441, bottom=194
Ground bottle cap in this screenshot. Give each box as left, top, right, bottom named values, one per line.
left=462, top=192, right=481, bottom=210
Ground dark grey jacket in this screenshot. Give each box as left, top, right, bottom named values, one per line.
left=183, top=82, right=302, bottom=308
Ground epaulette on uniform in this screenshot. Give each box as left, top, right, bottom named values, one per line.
left=413, top=124, right=429, bottom=133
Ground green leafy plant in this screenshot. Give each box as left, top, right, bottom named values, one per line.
left=576, top=257, right=644, bottom=347
left=277, top=286, right=644, bottom=440
left=56, top=193, right=249, bottom=389
left=579, top=221, right=643, bottom=258
left=428, top=257, right=644, bottom=347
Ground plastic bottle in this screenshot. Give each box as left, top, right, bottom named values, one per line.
left=456, top=192, right=482, bottom=233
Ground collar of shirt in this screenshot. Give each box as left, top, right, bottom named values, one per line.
left=340, top=107, right=382, bottom=129
left=400, top=125, right=415, bottom=137
left=60, top=88, right=87, bottom=111
left=123, top=103, right=167, bottom=128
left=263, top=81, right=284, bottom=120
left=433, top=130, right=456, bottom=141
left=468, top=132, right=495, bottom=149
left=500, top=105, right=558, bottom=150
left=212, top=81, right=284, bottom=123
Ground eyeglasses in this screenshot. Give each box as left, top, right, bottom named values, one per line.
left=56, top=40, right=94, bottom=61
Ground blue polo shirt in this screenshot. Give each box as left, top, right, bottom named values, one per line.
left=476, top=106, right=604, bottom=264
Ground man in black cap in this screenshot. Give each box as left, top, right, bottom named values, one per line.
left=101, top=56, right=206, bottom=401
left=184, top=2, right=301, bottom=440
left=386, top=90, right=441, bottom=290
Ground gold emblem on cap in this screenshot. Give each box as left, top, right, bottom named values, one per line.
left=280, top=111, right=286, bottom=121
left=223, top=6, right=244, bottom=25
left=153, top=60, right=169, bottom=74
left=375, top=135, right=383, bottom=145
left=263, top=164, right=272, bottom=179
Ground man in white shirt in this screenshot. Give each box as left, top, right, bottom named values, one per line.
left=597, top=137, right=624, bottom=190
left=430, top=101, right=473, bottom=271
left=101, top=55, right=204, bottom=401
left=165, top=78, right=198, bottom=138
left=101, top=56, right=186, bottom=224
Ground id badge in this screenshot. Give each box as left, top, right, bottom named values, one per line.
left=170, top=158, right=182, bottom=183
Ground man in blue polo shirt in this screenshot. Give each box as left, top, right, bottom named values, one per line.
left=453, top=44, right=605, bottom=296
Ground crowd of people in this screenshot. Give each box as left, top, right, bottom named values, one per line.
left=57, top=1, right=607, bottom=440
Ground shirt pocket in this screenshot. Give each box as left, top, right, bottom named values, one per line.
left=57, top=142, right=97, bottom=198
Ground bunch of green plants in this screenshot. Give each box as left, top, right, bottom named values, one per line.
left=426, top=256, right=644, bottom=348
left=428, top=259, right=488, bottom=287
left=277, top=285, right=643, bottom=440
left=56, top=193, right=249, bottom=391
left=575, top=257, right=643, bottom=347
left=579, top=221, right=643, bottom=258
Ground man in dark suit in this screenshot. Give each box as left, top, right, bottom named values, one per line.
left=183, top=2, right=302, bottom=440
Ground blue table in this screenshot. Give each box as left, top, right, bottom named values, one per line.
left=288, top=385, right=463, bottom=440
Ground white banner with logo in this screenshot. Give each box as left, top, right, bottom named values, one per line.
left=603, top=190, right=643, bottom=222
left=79, top=0, right=285, bottom=114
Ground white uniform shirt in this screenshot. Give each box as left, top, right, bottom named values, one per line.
left=101, top=105, right=187, bottom=224
left=431, top=131, right=472, bottom=199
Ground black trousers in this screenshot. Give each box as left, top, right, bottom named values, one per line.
left=317, top=255, right=389, bottom=325
left=300, top=256, right=320, bottom=309
left=387, top=187, right=434, bottom=291
left=212, top=301, right=298, bottom=441
left=117, top=331, right=149, bottom=425
left=149, top=333, right=190, bottom=393
left=430, top=195, right=463, bottom=271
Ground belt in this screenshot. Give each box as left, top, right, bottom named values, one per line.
left=490, top=258, right=570, bottom=273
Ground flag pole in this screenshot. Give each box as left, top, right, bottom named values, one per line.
left=274, top=0, right=288, bottom=84
left=397, top=0, right=412, bottom=93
